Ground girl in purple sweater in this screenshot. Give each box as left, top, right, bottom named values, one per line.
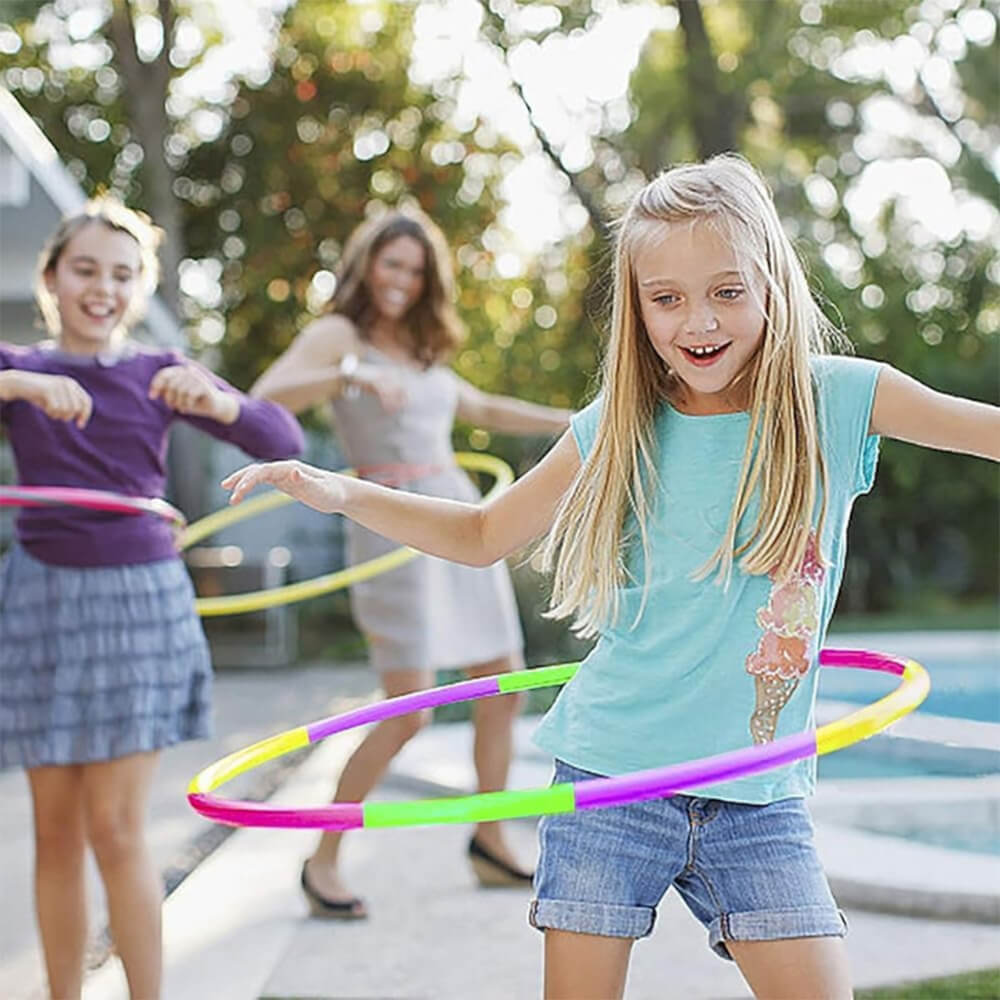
left=0, top=198, right=303, bottom=1000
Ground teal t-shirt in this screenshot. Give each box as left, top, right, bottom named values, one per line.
left=533, top=354, right=884, bottom=803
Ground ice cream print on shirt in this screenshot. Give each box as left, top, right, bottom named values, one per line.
left=745, top=531, right=825, bottom=744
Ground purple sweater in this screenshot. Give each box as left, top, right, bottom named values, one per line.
left=0, top=341, right=304, bottom=567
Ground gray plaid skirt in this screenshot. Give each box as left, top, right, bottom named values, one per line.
left=0, top=544, right=212, bottom=768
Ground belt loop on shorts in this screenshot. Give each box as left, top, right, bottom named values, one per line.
left=688, top=797, right=720, bottom=826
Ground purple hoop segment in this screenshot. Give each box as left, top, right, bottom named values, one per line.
left=187, top=648, right=929, bottom=831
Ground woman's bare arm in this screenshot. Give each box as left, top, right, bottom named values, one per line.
left=454, top=375, right=572, bottom=436
left=249, top=316, right=358, bottom=414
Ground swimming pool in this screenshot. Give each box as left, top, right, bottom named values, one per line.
left=817, top=745, right=997, bottom=781
left=817, top=634, right=999, bottom=777
left=846, top=817, right=1000, bottom=856
left=818, top=643, right=999, bottom=724
left=816, top=633, right=999, bottom=856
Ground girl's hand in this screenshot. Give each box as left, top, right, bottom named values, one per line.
left=0, top=371, right=93, bottom=428
left=221, top=460, right=348, bottom=513
left=349, top=362, right=407, bottom=412
left=149, top=364, right=239, bottom=424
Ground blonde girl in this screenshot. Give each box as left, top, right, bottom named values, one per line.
left=222, top=156, right=999, bottom=999
left=0, top=197, right=303, bottom=1000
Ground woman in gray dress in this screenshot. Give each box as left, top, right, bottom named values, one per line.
left=252, top=208, right=571, bottom=918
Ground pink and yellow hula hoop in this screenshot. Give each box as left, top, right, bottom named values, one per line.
left=188, top=648, right=929, bottom=830
left=178, top=452, right=513, bottom=616
left=0, top=453, right=513, bottom=617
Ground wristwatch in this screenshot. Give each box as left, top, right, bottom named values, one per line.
left=339, top=353, right=360, bottom=399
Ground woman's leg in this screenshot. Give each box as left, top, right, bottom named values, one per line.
left=465, top=652, right=528, bottom=872
left=28, top=765, right=89, bottom=1000
left=82, top=751, right=163, bottom=1000
left=305, top=665, right=433, bottom=905
left=544, top=929, right=634, bottom=1000
left=728, top=937, right=853, bottom=1000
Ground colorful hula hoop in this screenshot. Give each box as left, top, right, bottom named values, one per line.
left=179, top=452, right=513, bottom=617
left=0, top=485, right=186, bottom=531
left=188, top=648, right=930, bottom=830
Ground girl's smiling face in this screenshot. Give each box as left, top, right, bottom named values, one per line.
left=633, top=220, right=767, bottom=415
left=44, top=221, right=142, bottom=354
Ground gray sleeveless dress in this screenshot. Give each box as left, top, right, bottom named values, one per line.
left=329, top=344, right=523, bottom=673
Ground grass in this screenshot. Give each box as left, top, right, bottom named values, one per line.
left=856, top=968, right=1000, bottom=999
left=262, top=969, right=1000, bottom=1000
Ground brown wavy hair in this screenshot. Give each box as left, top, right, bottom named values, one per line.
left=329, top=208, right=464, bottom=366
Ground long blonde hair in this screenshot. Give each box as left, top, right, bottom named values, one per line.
left=541, top=154, right=848, bottom=637
left=330, top=208, right=464, bottom=367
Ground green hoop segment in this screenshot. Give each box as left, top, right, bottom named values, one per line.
left=188, top=650, right=928, bottom=830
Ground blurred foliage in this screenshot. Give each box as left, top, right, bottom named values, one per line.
left=179, top=0, right=598, bottom=427
left=473, top=0, right=1000, bottom=614
left=1, top=0, right=997, bottom=616
left=0, top=0, right=226, bottom=218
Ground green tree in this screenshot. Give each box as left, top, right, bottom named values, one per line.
left=179, top=0, right=596, bottom=463
left=474, top=0, right=999, bottom=613
left=0, top=0, right=242, bottom=312
left=4, top=0, right=996, bottom=614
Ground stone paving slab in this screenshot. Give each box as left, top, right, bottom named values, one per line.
left=0, top=662, right=375, bottom=1000
left=5, top=640, right=1000, bottom=999
left=84, top=716, right=1000, bottom=1000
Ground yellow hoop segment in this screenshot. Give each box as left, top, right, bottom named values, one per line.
left=180, top=452, right=514, bottom=616
left=816, top=659, right=928, bottom=754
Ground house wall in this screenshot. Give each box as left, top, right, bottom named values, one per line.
left=0, top=133, right=61, bottom=343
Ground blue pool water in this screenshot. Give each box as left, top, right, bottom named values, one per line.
left=817, top=651, right=1000, bottom=724
left=817, top=750, right=994, bottom=781
left=815, top=640, right=1000, bottom=853
left=816, top=642, right=999, bottom=782
left=848, top=821, right=1000, bottom=856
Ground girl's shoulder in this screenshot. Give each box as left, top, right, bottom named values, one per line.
left=0, top=340, right=186, bottom=379
left=568, top=393, right=604, bottom=458
left=282, top=313, right=361, bottom=368
left=809, top=352, right=884, bottom=384
left=810, top=353, right=885, bottom=408
left=306, top=313, right=361, bottom=346
left=0, top=340, right=46, bottom=367
left=809, top=353, right=884, bottom=490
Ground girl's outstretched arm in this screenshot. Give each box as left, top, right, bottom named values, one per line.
left=221, top=430, right=582, bottom=566
left=871, top=365, right=1000, bottom=462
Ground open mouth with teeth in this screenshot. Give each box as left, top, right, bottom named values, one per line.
left=81, top=303, right=116, bottom=321
left=682, top=342, right=731, bottom=366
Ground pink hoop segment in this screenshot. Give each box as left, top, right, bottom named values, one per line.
left=0, top=485, right=186, bottom=531
left=187, top=648, right=929, bottom=831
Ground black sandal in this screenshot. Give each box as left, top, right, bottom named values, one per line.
left=467, top=837, right=534, bottom=887
left=300, top=862, right=368, bottom=920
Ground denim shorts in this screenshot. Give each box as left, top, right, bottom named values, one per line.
left=529, top=760, right=846, bottom=959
